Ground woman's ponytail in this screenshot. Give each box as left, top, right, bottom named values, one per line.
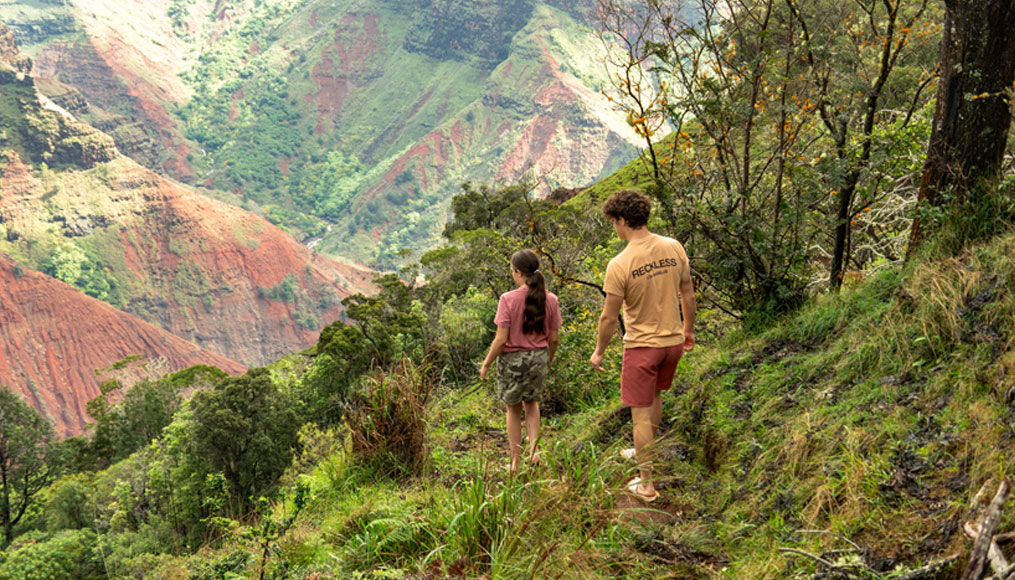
left=511, top=249, right=547, bottom=335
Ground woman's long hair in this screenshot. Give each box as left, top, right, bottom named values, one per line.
left=511, top=249, right=546, bottom=335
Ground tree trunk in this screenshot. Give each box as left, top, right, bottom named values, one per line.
left=909, top=0, right=1015, bottom=251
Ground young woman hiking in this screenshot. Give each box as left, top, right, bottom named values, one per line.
left=479, top=249, right=561, bottom=474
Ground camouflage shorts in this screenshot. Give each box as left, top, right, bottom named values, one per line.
left=496, top=348, right=549, bottom=405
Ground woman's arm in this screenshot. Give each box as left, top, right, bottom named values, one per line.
left=480, top=326, right=510, bottom=379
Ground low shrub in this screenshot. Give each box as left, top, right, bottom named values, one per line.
left=346, top=359, right=434, bottom=477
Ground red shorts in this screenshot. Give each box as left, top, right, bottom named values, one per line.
left=621, top=344, right=685, bottom=407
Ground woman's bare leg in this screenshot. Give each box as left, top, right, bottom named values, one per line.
left=522, top=400, right=540, bottom=463
left=506, top=402, right=523, bottom=473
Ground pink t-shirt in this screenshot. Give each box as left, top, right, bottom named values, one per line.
left=494, top=287, right=562, bottom=352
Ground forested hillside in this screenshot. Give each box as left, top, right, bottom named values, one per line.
left=4, top=0, right=641, bottom=268
left=3, top=0, right=1015, bottom=579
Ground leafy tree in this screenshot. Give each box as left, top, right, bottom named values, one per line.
left=44, top=476, right=92, bottom=532
left=594, top=0, right=669, bottom=180
left=44, top=242, right=88, bottom=287
left=783, top=0, right=938, bottom=288
left=432, top=181, right=581, bottom=302
left=443, top=182, right=540, bottom=239
left=421, top=229, right=518, bottom=301
left=0, top=529, right=103, bottom=579
left=189, top=369, right=300, bottom=515
left=84, top=365, right=227, bottom=469
left=306, top=323, right=377, bottom=424
left=0, top=386, right=58, bottom=547
left=594, top=0, right=939, bottom=317
left=304, top=272, right=433, bottom=425
left=434, top=288, right=497, bottom=382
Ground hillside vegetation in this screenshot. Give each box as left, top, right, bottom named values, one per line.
left=3, top=221, right=1013, bottom=578
left=4, top=0, right=1015, bottom=578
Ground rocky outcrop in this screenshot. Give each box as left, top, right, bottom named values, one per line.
left=402, top=0, right=534, bottom=64
left=0, top=21, right=32, bottom=76
left=2, top=13, right=76, bottom=49
left=30, top=28, right=195, bottom=180
left=0, top=21, right=119, bottom=169
left=0, top=254, right=246, bottom=438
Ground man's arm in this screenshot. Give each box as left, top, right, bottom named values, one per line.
left=679, top=267, right=696, bottom=351
left=590, top=293, right=623, bottom=370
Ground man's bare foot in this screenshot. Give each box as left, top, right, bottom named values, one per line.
left=627, top=478, right=659, bottom=502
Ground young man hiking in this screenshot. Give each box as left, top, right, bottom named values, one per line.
left=590, top=190, right=696, bottom=502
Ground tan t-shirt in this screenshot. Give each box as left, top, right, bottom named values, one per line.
left=603, top=233, right=690, bottom=349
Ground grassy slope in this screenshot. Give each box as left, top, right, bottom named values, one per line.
left=96, top=229, right=1013, bottom=578
left=570, top=131, right=679, bottom=210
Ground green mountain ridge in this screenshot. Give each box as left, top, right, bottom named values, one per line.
left=5, top=0, right=640, bottom=268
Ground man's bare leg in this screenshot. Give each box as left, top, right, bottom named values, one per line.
left=506, top=402, right=523, bottom=473
left=651, top=391, right=663, bottom=440
left=523, top=400, right=540, bottom=463
left=630, top=391, right=662, bottom=497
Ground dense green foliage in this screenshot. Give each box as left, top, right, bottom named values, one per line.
left=5, top=174, right=1015, bottom=578
left=41, top=241, right=120, bottom=304
left=189, top=369, right=302, bottom=515
left=0, top=385, right=58, bottom=547
left=82, top=364, right=227, bottom=470
left=11, top=219, right=1015, bottom=577
left=0, top=529, right=102, bottom=579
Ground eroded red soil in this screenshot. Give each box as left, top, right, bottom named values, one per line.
left=0, top=255, right=246, bottom=438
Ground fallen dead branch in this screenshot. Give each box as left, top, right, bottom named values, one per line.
left=962, top=479, right=1011, bottom=580
left=963, top=520, right=1009, bottom=579
left=893, top=555, right=961, bottom=580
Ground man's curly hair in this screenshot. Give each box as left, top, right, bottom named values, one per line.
left=602, top=189, right=651, bottom=229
